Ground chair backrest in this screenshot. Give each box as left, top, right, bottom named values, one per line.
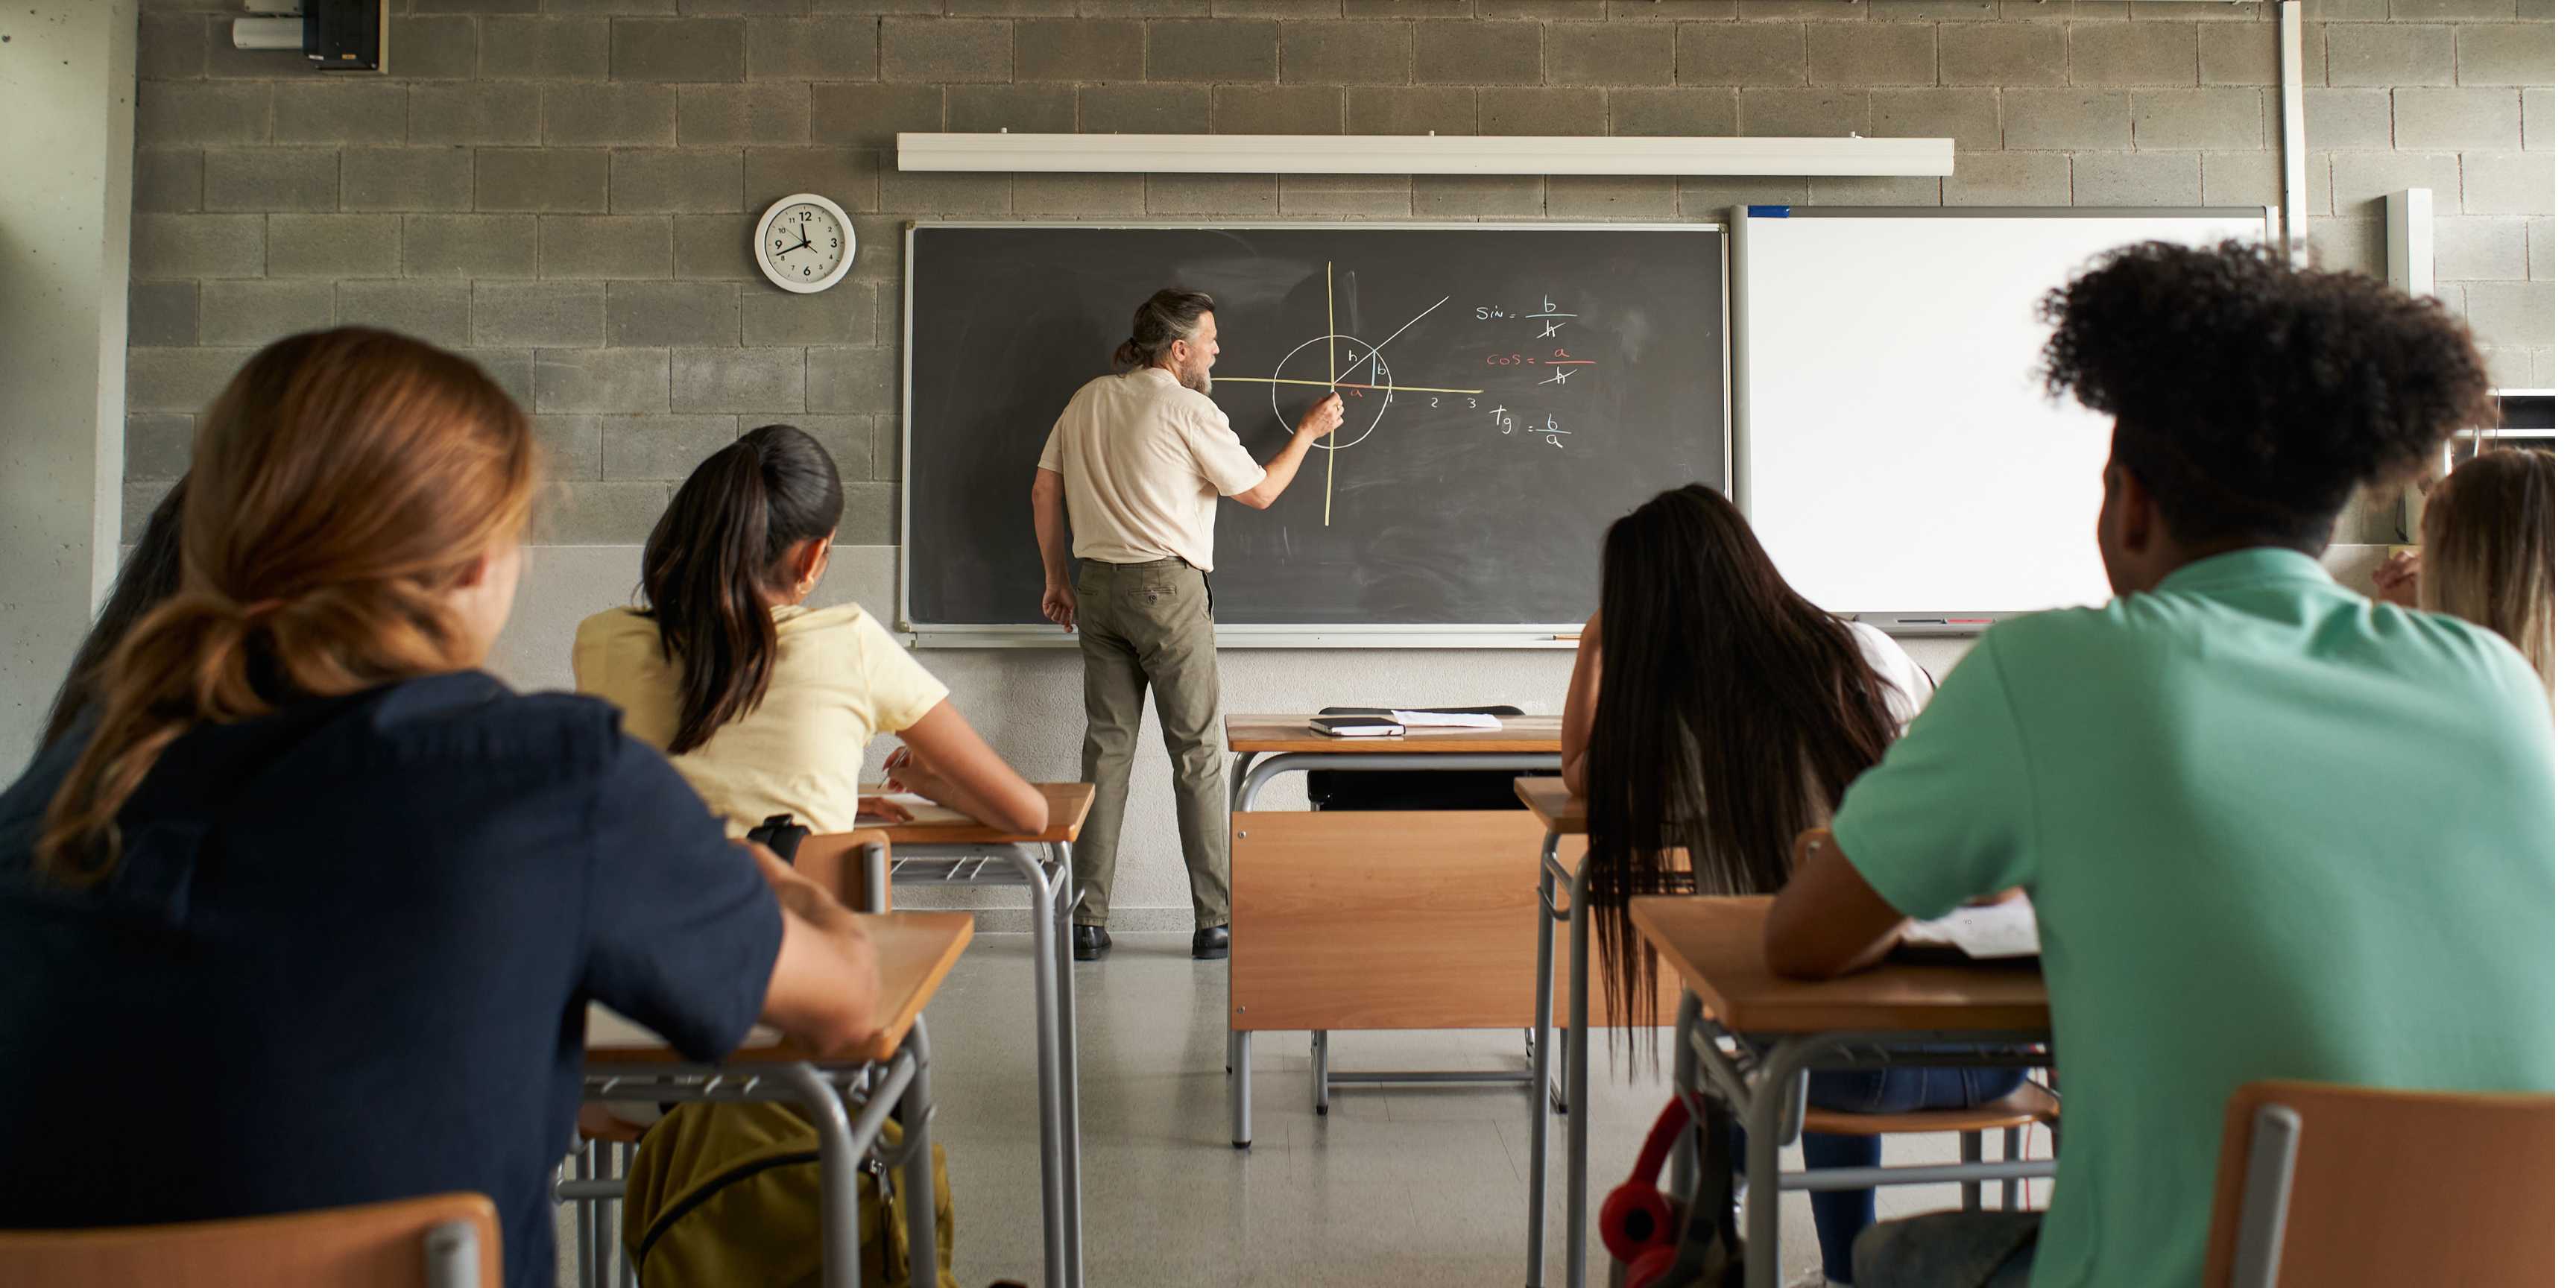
left=794, top=828, right=894, bottom=912
left=0, top=1192, right=502, bottom=1288
left=2203, top=1080, right=2552, bottom=1288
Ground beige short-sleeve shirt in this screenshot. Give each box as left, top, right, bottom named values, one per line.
left=1037, top=367, right=1266, bottom=571
left=572, top=602, right=949, bottom=836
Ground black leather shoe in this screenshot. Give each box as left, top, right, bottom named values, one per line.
left=1072, top=925, right=1111, bottom=961
left=1191, top=924, right=1229, bottom=960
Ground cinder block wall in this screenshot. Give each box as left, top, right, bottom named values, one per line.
left=127, top=0, right=2553, bottom=546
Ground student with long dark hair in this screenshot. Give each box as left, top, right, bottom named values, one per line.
left=1769, top=244, right=2548, bottom=1288
left=0, top=329, right=885, bottom=1288
left=2375, top=447, right=2554, bottom=698
left=1564, top=483, right=2000, bottom=1288
left=575, top=424, right=1046, bottom=837
left=40, top=477, right=189, bottom=751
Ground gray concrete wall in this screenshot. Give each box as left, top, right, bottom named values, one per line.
left=119, top=0, right=2551, bottom=921
left=1, top=3, right=136, bottom=781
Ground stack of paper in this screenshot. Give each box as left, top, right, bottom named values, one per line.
left=1389, top=710, right=1503, bottom=729
left=1899, top=895, right=2039, bottom=959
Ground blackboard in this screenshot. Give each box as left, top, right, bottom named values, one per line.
left=900, top=223, right=1727, bottom=644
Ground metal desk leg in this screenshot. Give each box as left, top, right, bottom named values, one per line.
left=1311, top=1032, right=1330, bottom=1115
left=1048, top=842, right=1086, bottom=1288
left=1524, top=843, right=1559, bottom=1288
left=782, top=1064, right=865, bottom=1288
left=1229, top=1029, right=1254, bottom=1147
left=1741, top=1035, right=1833, bottom=1288
left=1670, top=988, right=1702, bottom=1202
left=574, top=1148, right=597, bottom=1288
left=1011, top=848, right=1067, bottom=1288
left=1225, top=760, right=1254, bottom=1149
left=900, top=1021, right=941, bottom=1288
left=1565, top=849, right=1589, bottom=1288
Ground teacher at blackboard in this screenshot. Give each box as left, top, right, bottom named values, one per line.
left=1032, top=288, right=1345, bottom=963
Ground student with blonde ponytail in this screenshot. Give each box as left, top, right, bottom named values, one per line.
left=0, top=330, right=886, bottom=1288
left=575, top=423, right=1047, bottom=837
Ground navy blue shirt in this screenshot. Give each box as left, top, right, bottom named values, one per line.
left=0, top=672, right=782, bottom=1288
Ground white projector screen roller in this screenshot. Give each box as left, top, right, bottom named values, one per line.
left=1731, top=207, right=2271, bottom=623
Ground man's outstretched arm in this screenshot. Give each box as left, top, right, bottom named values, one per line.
left=1230, top=394, right=1343, bottom=511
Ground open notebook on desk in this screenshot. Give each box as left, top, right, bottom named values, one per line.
left=855, top=792, right=974, bottom=825
left=1895, top=894, right=2039, bottom=962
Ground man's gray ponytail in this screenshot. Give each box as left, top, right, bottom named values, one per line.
left=1112, top=288, right=1216, bottom=371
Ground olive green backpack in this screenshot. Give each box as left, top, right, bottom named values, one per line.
left=621, top=1100, right=959, bottom=1288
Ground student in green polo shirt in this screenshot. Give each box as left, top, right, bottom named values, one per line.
left=1764, top=242, right=2552, bottom=1288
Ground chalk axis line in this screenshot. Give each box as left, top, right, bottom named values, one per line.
left=1208, top=264, right=1487, bottom=525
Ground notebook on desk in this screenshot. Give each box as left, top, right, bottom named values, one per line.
left=1892, top=896, right=2039, bottom=963
left=1310, top=716, right=1405, bottom=736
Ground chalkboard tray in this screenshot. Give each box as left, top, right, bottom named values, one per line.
left=900, top=222, right=1729, bottom=647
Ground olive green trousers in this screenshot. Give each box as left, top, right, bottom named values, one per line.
left=1070, top=558, right=1230, bottom=929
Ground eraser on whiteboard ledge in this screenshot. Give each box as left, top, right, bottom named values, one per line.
left=1749, top=206, right=1792, bottom=218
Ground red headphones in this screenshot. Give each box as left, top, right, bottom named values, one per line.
left=1601, top=1095, right=1693, bottom=1278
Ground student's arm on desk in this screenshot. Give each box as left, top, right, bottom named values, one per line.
left=879, top=700, right=1051, bottom=834
left=1765, top=831, right=1908, bottom=980
left=749, top=842, right=886, bottom=1052
left=1557, top=611, right=1603, bottom=795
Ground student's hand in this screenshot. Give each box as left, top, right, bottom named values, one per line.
left=2372, top=549, right=2420, bottom=607
left=1041, top=580, right=1076, bottom=632
left=1295, top=392, right=1345, bottom=441
left=853, top=795, right=917, bottom=824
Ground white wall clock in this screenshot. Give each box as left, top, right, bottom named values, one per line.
left=754, top=193, right=855, bottom=294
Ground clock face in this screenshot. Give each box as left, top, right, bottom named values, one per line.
left=763, top=203, right=847, bottom=285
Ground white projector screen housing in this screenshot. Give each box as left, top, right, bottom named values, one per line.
left=1730, top=207, right=2272, bottom=627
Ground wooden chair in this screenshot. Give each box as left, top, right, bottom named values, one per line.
left=2203, top=1079, right=2552, bottom=1288
left=0, top=1192, right=500, bottom=1288
left=794, top=827, right=897, bottom=913
left=1802, top=1080, right=2059, bottom=1211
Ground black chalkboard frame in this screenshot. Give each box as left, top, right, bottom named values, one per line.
left=897, top=220, right=1732, bottom=648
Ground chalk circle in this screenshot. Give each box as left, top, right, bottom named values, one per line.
left=1271, top=334, right=1393, bottom=452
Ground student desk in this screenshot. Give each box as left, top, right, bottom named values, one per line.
left=1224, top=716, right=1565, bottom=1149
left=803, top=783, right=1095, bottom=1288
left=1630, top=896, right=2053, bottom=1288
left=581, top=911, right=974, bottom=1288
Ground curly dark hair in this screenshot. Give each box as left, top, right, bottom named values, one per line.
left=2041, top=241, right=2493, bottom=549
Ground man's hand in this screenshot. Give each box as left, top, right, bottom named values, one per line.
left=1231, top=394, right=1346, bottom=510
left=1032, top=468, right=1078, bottom=631
left=2372, top=549, right=2421, bottom=607
left=1297, top=392, right=1345, bottom=441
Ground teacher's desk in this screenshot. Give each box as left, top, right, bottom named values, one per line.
left=1226, top=716, right=1668, bottom=1150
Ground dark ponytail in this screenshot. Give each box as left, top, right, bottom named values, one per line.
left=1112, top=288, right=1216, bottom=371
left=640, top=423, right=845, bottom=755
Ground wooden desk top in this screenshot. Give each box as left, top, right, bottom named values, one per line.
left=587, top=912, right=974, bottom=1066
left=1630, top=896, right=2048, bottom=1035
left=1513, top=776, right=1586, bottom=834
left=849, top=781, right=1094, bottom=845
left=1225, top=714, right=1562, bottom=754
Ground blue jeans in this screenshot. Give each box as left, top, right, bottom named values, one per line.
left=1733, top=1066, right=2030, bottom=1285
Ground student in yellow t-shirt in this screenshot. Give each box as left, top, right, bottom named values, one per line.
left=575, top=424, right=1047, bottom=838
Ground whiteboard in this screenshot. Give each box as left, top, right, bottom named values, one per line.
left=1731, top=207, right=2271, bottom=623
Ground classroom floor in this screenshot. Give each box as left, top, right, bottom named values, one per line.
left=561, top=932, right=2050, bottom=1288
